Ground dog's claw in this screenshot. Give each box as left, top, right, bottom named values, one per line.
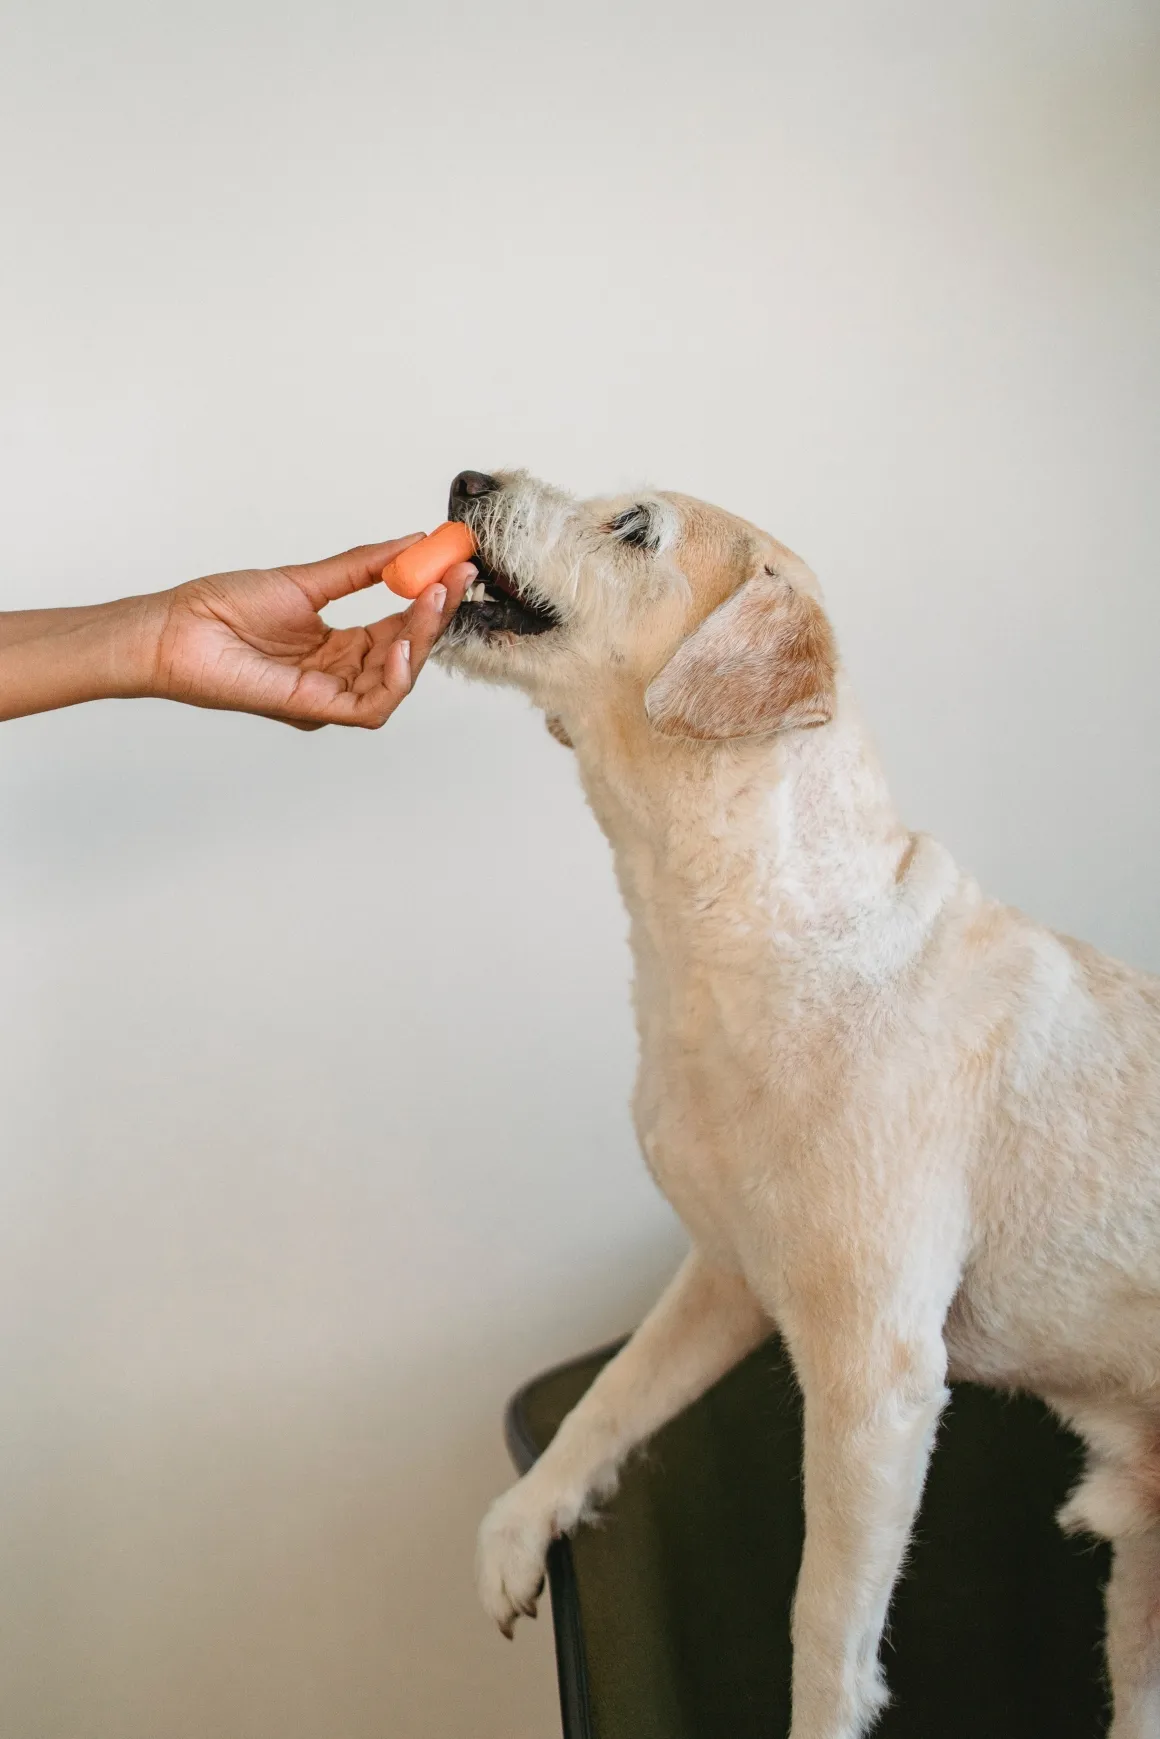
left=477, top=1486, right=556, bottom=1641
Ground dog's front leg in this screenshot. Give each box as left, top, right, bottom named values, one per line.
left=477, top=1248, right=769, bottom=1635
left=788, top=1326, right=949, bottom=1739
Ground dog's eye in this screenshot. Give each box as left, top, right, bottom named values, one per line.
left=606, top=506, right=657, bottom=551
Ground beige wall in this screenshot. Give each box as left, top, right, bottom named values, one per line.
left=1, top=2, right=1157, bottom=1735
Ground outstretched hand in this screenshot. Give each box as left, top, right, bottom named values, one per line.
left=148, top=538, right=473, bottom=729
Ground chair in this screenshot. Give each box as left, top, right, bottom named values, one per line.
left=505, top=1337, right=1111, bottom=1738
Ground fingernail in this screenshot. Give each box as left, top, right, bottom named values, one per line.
left=430, top=584, right=447, bottom=612
left=400, top=639, right=411, bottom=664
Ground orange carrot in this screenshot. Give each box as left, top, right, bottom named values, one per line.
left=382, top=521, right=477, bottom=599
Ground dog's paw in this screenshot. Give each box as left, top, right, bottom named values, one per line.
left=476, top=1483, right=555, bottom=1638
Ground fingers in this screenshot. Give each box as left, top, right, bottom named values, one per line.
left=281, top=635, right=415, bottom=730
left=386, top=635, right=413, bottom=700
left=437, top=561, right=475, bottom=615
left=403, top=564, right=473, bottom=677
left=272, top=565, right=471, bottom=731
left=278, top=536, right=426, bottom=610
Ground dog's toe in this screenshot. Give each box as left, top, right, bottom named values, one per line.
left=476, top=1489, right=553, bottom=1638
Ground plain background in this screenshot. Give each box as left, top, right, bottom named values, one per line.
left=1, top=1, right=1158, bottom=1734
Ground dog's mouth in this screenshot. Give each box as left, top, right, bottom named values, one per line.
left=446, top=493, right=560, bottom=639
left=453, top=557, right=561, bottom=638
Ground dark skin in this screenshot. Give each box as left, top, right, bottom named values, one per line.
left=0, top=537, right=474, bottom=728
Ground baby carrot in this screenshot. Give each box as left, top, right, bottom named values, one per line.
left=382, top=522, right=477, bottom=599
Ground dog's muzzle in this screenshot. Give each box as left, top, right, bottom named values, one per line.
left=445, top=470, right=560, bottom=639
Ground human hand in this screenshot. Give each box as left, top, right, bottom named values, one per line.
left=144, top=538, right=473, bottom=729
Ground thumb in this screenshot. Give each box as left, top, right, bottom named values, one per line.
left=280, top=536, right=425, bottom=610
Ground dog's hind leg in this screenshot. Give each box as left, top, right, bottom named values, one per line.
left=1104, top=1525, right=1160, bottom=1739
left=475, top=1248, right=769, bottom=1636
left=1064, top=1405, right=1160, bottom=1732
left=1059, top=1411, right=1160, bottom=1738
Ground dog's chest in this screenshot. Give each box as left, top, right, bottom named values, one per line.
left=635, top=1093, right=758, bottom=1264
left=630, top=957, right=818, bottom=1263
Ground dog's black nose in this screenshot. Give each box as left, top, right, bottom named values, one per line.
left=450, top=470, right=499, bottom=503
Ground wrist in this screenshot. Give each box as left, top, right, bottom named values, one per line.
left=97, top=590, right=170, bottom=700
left=55, top=593, right=164, bottom=704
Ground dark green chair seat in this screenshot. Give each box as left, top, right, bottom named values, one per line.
left=505, top=1337, right=1111, bottom=1738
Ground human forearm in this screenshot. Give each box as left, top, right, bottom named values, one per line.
left=0, top=594, right=162, bottom=722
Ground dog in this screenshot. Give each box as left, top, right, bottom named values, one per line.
left=435, top=467, right=1160, bottom=1739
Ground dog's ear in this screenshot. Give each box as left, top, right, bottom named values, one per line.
left=545, top=714, right=573, bottom=749
left=644, top=568, right=837, bottom=741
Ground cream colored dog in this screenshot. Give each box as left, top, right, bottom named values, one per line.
left=436, top=468, right=1160, bottom=1739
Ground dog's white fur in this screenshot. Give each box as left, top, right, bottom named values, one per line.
left=438, top=472, right=1160, bottom=1739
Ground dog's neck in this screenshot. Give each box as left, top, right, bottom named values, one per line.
left=554, top=675, right=959, bottom=985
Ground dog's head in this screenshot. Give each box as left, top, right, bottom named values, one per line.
left=436, top=469, right=837, bottom=744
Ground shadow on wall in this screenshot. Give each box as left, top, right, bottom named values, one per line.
left=0, top=1228, right=685, bottom=1739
